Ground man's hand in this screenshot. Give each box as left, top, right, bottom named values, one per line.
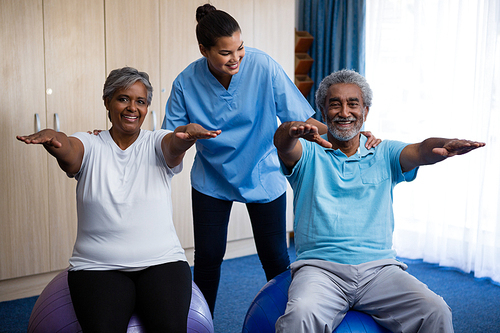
left=401, top=137, right=485, bottom=172
left=274, top=121, right=331, bottom=170
left=432, top=139, right=485, bottom=157
left=286, top=121, right=332, bottom=149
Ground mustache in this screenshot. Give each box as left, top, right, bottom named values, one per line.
left=333, top=117, right=357, bottom=122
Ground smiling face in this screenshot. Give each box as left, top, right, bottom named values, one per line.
left=323, top=83, right=368, bottom=143
left=199, top=31, right=245, bottom=87
left=105, top=81, right=148, bottom=139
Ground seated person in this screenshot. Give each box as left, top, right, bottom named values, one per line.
left=273, top=69, right=485, bottom=333
left=17, top=67, right=221, bottom=332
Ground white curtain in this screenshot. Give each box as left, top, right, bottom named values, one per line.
left=365, top=0, right=500, bottom=283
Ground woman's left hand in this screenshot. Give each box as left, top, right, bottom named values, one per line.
left=174, top=123, right=221, bottom=141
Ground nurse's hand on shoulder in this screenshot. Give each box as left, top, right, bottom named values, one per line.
left=361, top=131, right=382, bottom=149
left=174, top=123, right=221, bottom=142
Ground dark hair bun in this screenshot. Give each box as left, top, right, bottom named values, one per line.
left=196, top=3, right=216, bottom=23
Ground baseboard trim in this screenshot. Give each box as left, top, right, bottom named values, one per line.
left=0, top=270, right=63, bottom=302
left=0, top=238, right=263, bottom=302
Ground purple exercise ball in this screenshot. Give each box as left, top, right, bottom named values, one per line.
left=27, top=268, right=213, bottom=333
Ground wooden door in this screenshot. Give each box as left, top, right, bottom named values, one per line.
left=105, top=0, right=161, bottom=131
left=254, top=0, right=295, bottom=77
left=0, top=0, right=50, bottom=280
left=159, top=0, right=205, bottom=249
left=43, top=0, right=107, bottom=270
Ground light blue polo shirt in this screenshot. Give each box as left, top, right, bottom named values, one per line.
left=282, top=135, right=418, bottom=265
left=162, top=47, right=315, bottom=203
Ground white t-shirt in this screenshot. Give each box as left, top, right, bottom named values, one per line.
left=68, top=129, right=186, bottom=271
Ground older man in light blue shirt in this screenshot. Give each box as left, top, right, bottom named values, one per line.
left=274, top=69, right=484, bottom=333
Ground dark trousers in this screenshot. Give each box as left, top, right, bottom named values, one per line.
left=192, top=188, right=290, bottom=315
left=68, top=261, right=192, bottom=333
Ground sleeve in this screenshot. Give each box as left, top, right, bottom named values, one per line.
left=153, top=129, right=183, bottom=175
left=386, top=140, right=418, bottom=183
left=162, top=79, right=190, bottom=131
left=280, top=138, right=309, bottom=186
left=272, top=60, right=316, bottom=123
left=68, top=132, right=91, bottom=178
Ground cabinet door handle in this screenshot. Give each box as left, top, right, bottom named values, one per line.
left=35, top=113, right=41, bottom=132
left=54, top=113, right=60, bottom=132
left=151, top=110, right=157, bottom=131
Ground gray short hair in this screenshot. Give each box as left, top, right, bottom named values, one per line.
left=315, top=69, right=372, bottom=113
left=102, top=67, right=153, bottom=106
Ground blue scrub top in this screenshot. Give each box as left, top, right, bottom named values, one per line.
left=162, top=47, right=315, bottom=203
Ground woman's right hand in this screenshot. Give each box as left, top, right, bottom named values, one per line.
left=16, top=129, right=62, bottom=148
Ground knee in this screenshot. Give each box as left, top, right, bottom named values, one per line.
left=426, top=296, right=453, bottom=325
left=288, top=296, right=320, bottom=316
left=194, top=247, right=225, bottom=268
left=415, top=295, right=453, bottom=332
left=275, top=297, right=328, bottom=333
left=259, top=252, right=290, bottom=280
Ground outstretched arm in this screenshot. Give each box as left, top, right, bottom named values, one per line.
left=274, top=121, right=332, bottom=170
left=161, top=123, right=221, bottom=168
left=400, top=137, right=485, bottom=172
left=16, top=129, right=84, bottom=174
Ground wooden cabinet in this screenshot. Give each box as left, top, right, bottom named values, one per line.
left=0, top=0, right=107, bottom=282
left=105, top=0, right=161, bottom=131
left=0, top=0, right=296, bottom=301
left=0, top=0, right=50, bottom=281
left=43, top=0, right=107, bottom=271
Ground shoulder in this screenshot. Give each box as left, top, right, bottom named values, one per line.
left=173, top=58, right=207, bottom=84
left=244, top=47, right=281, bottom=69
left=144, top=130, right=174, bottom=155
left=370, top=140, right=411, bottom=175
left=377, top=140, right=409, bottom=156
left=245, top=46, right=269, bottom=58
left=151, top=129, right=172, bottom=141
left=285, top=139, right=325, bottom=180
left=136, top=129, right=172, bottom=143
left=69, top=131, right=103, bottom=147
left=298, top=138, right=329, bottom=161
left=182, top=57, right=206, bottom=73
left=69, top=131, right=92, bottom=141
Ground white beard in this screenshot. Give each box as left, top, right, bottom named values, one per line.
left=327, top=117, right=364, bottom=142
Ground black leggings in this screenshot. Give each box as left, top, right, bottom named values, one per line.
left=68, top=261, right=192, bottom=333
left=192, top=188, right=290, bottom=315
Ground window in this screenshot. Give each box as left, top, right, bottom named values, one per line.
left=366, top=0, right=500, bottom=282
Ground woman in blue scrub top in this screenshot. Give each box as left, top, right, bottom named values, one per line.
left=162, top=3, right=376, bottom=316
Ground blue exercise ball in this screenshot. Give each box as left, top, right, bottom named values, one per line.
left=242, top=270, right=391, bottom=333
left=28, top=268, right=213, bottom=333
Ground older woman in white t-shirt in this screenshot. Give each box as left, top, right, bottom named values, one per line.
left=17, top=66, right=220, bottom=332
